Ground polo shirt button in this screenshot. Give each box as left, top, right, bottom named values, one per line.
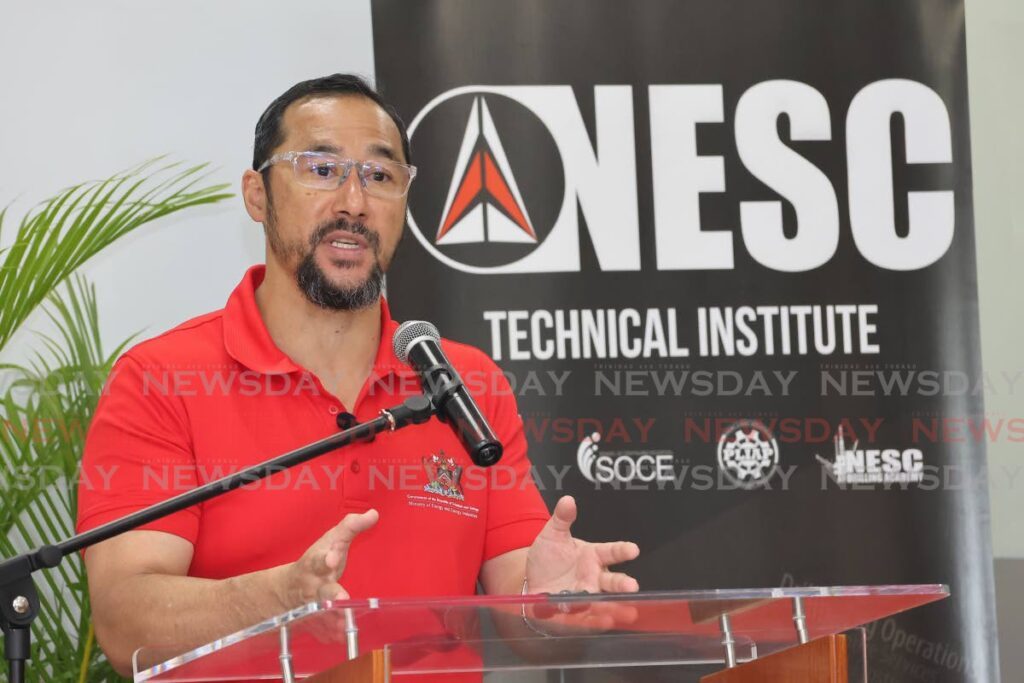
left=328, top=405, right=339, bottom=415
left=350, top=460, right=361, bottom=474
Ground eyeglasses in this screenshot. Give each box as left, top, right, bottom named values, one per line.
left=257, top=151, right=417, bottom=199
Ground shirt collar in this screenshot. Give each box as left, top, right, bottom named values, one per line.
left=223, top=264, right=413, bottom=380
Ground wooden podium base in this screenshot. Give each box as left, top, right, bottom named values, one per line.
left=305, top=649, right=390, bottom=683
left=700, top=634, right=848, bottom=683
left=299, top=634, right=848, bottom=682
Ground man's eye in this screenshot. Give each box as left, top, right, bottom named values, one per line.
left=367, top=167, right=394, bottom=183
left=311, top=164, right=338, bottom=178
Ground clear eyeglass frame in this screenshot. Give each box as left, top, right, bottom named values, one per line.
left=257, top=150, right=417, bottom=199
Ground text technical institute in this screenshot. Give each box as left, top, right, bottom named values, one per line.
left=484, top=304, right=880, bottom=361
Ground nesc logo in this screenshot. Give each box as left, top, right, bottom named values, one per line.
left=816, top=427, right=924, bottom=486
left=407, top=82, right=955, bottom=274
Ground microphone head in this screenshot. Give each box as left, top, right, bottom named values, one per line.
left=394, top=320, right=441, bottom=364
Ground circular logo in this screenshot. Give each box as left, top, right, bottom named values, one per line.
left=576, top=432, right=601, bottom=483
left=716, top=419, right=780, bottom=489
left=406, top=90, right=564, bottom=270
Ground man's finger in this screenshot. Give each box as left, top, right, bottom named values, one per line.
left=308, top=609, right=349, bottom=644
left=588, top=600, right=641, bottom=625
left=593, top=541, right=640, bottom=566
left=330, top=509, right=380, bottom=546
left=321, top=546, right=343, bottom=575
left=320, top=509, right=379, bottom=579
left=544, top=495, right=577, bottom=535
left=317, top=581, right=349, bottom=602
left=599, top=570, right=640, bottom=593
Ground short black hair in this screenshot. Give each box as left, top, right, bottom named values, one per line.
left=252, top=73, right=411, bottom=173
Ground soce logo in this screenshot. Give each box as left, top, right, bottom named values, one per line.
left=576, top=432, right=676, bottom=485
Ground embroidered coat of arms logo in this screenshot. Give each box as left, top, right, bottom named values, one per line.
left=422, top=452, right=465, bottom=500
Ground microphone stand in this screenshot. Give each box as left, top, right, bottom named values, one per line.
left=0, top=394, right=436, bottom=683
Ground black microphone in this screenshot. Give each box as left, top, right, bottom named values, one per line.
left=393, top=321, right=503, bottom=467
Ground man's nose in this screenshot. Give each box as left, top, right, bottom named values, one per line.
left=331, top=167, right=368, bottom=217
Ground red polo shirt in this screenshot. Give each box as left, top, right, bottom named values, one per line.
left=77, top=265, right=549, bottom=598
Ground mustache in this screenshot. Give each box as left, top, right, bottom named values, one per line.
left=309, top=219, right=381, bottom=252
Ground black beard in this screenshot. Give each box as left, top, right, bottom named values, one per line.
left=297, top=254, right=384, bottom=311
left=294, top=219, right=385, bottom=311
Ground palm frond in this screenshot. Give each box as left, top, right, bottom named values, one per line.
left=0, top=159, right=232, bottom=354
left=0, top=160, right=231, bottom=681
left=0, top=278, right=136, bottom=681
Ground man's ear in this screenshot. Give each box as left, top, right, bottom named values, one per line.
left=241, top=169, right=268, bottom=222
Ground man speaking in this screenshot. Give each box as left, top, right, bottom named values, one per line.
left=76, top=74, right=640, bottom=675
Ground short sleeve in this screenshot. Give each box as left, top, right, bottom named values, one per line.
left=76, top=354, right=200, bottom=543
left=477, top=357, right=550, bottom=561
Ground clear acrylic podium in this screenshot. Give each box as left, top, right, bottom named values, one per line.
left=132, top=585, right=947, bottom=682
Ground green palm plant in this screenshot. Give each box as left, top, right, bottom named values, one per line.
left=0, top=160, right=232, bottom=681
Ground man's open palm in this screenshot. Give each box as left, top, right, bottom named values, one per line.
left=525, top=496, right=640, bottom=595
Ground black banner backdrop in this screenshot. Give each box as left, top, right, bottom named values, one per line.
left=372, top=1, right=997, bottom=680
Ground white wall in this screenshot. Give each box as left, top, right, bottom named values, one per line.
left=966, top=0, right=1024, bottom=561
left=0, top=0, right=376, bottom=358
left=966, top=0, right=1024, bottom=678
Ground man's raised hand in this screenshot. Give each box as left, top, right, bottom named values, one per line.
left=277, top=509, right=379, bottom=607
left=525, top=496, right=640, bottom=595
